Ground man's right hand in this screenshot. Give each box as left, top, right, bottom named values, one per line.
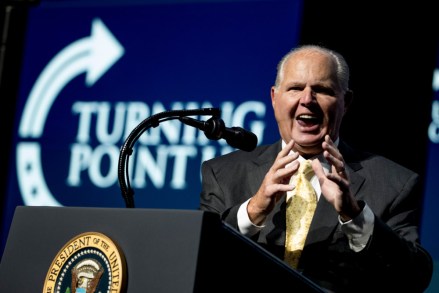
left=247, top=140, right=299, bottom=225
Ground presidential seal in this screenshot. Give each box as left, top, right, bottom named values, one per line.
left=43, top=232, right=126, bottom=293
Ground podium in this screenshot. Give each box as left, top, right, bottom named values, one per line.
left=0, top=206, right=324, bottom=292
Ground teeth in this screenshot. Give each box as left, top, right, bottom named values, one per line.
left=298, top=114, right=314, bottom=119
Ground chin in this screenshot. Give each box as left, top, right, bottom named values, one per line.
left=295, top=142, right=323, bottom=157
left=294, top=134, right=324, bottom=146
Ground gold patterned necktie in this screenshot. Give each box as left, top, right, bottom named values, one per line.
left=284, top=159, right=317, bottom=269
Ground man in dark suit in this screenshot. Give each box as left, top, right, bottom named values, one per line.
left=200, top=45, right=433, bottom=292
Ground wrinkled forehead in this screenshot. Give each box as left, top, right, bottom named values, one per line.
left=287, top=50, right=336, bottom=71
left=283, top=52, right=340, bottom=85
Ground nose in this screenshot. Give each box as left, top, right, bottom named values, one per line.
left=300, top=88, right=314, bottom=105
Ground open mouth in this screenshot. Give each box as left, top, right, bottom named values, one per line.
left=296, top=114, right=321, bottom=125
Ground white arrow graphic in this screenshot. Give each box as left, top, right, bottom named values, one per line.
left=17, top=18, right=125, bottom=206
left=19, top=17, right=125, bottom=138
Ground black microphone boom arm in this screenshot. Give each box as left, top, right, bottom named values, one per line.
left=179, top=116, right=258, bottom=152
left=118, top=108, right=220, bottom=208
left=118, top=107, right=258, bottom=208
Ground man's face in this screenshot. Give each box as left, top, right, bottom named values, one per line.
left=271, top=50, right=347, bottom=156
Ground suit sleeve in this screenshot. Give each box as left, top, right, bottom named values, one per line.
left=359, top=172, right=433, bottom=292
left=199, top=160, right=240, bottom=228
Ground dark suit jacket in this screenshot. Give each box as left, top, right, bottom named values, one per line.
left=200, top=139, right=433, bottom=292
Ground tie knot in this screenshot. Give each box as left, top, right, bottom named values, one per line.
left=299, top=160, right=313, bottom=177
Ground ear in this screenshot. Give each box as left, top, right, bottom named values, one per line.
left=344, top=89, right=353, bottom=113
left=271, top=86, right=277, bottom=108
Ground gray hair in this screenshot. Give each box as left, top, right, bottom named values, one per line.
left=274, top=45, right=350, bottom=93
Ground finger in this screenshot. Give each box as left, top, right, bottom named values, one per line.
left=267, top=145, right=299, bottom=187
left=278, top=139, right=295, bottom=158
left=331, top=161, right=347, bottom=179
left=323, top=150, right=345, bottom=172
left=328, top=157, right=346, bottom=176
left=322, top=136, right=347, bottom=175
left=275, top=141, right=299, bottom=169
left=275, top=161, right=298, bottom=182
left=326, top=173, right=350, bottom=192
left=311, top=158, right=326, bottom=179
left=323, top=136, right=342, bottom=160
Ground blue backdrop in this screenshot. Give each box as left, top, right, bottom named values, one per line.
left=1, top=0, right=302, bottom=250
left=421, top=44, right=439, bottom=292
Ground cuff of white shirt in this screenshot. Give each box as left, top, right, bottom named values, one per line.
left=237, top=198, right=265, bottom=237
left=339, top=202, right=375, bottom=252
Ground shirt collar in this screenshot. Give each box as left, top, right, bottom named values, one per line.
left=281, top=138, right=340, bottom=197
left=281, top=138, right=340, bottom=173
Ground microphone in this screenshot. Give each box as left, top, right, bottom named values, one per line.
left=179, top=116, right=258, bottom=152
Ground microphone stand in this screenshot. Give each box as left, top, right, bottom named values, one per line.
left=118, top=107, right=220, bottom=208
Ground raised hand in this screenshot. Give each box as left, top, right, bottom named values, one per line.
left=312, top=135, right=361, bottom=221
